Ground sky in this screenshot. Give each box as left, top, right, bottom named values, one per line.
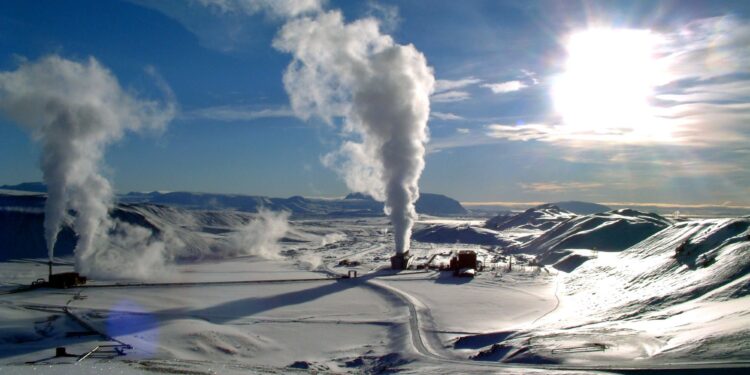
left=0, top=0, right=749, bottom=207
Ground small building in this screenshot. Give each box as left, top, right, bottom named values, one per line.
left=49, top=272, right=87, bottom=288
left=450, top=250, right=480, bottom=277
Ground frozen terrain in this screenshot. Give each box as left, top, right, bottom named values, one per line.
left=1, top=196, right=749, bottom=373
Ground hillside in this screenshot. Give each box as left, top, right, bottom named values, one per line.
left=412, top=224, right=509, bottom=246
left=519, top=208, right=671, bottom=254
left=1, top=183, right=468, bottom=217
left=469, top=216, right=750, bottom=365
left=0, top=193, right=295, bottom=262
left=121, top=191, right=467, bottom=217
left=485, top=204, right=576, bottom=231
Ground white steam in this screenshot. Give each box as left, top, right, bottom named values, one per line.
left=320, top=232, right=346, bottom=246
left=0, top=55, right=175, bottom=275
left=274, top=10, right=434, bottom=254
left=298, top=253, right=323, bottom=271
left=229, top=209, right=290, bottom=259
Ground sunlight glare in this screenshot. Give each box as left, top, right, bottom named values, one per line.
left=552, top=28, right=669, bottom=142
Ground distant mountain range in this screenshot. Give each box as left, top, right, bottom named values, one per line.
left=0, top=182, right=468, bottom=217
left=121, top=191, right=468, bottom=217
left=0, top=182, right=47, bottom=193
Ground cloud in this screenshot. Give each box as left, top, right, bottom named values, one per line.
left=430, top=76, right=481, bottom=103
left=426, top=129, right=503, bottom=153
left=431, top=111, right=463, bottom=120
left=521, top=69, right=539, bottom=85
left=482, top=80, right=527, bottom=94
left=519, top=181, right=604, bottom=192
left=434, top=76, right=481, bottom=92
left=130, top=0, right=324, bottom=52
left=184, top=105, right=295, bottom=121
left=487, top=16, right=750, bottom=149
left=431, top=90, right=470, bottom=102
left=195, top=0, right=323, bottom=18
left=484, top=121, right=678, bottom=144
left=365, top=1, right=400, bottom=33
left=485, top=123, right=561, bottom=142
left=660, top=16, right=750, bottom=82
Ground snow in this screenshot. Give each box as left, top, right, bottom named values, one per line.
left=1, top=202, right=748, bottom=373
left=463, top=217, right=750, bottom=366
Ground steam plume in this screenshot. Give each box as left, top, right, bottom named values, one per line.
left=229, top=209, right=290, bottom=259
left=274, top=11, right=434, bottom=254
left=0, top=56, right=175, bottom=271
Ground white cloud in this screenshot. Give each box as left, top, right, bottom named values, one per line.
left=519, top=181, right=604, bottom=192
left=431, top=90, right=470, bottom=103
left=482, top=80, right=527, bottom=94
left=195, top=0, right=323, bottom=18
left=434, top=76, right=481, bottom=93
left=185, top=105, right=295, bottom=121
left=431, top=76, right=482, bottom=102
left=485, top=123, right=560, bottom=142
left=484, top=121, right=685, bottom=145
left=431, top=111, right=463, bottom=120
left=521, top=69, right=539, bottom=85
left=365, top=1, right=400, bottom=33
left=456, top=128, right=470, bottom=134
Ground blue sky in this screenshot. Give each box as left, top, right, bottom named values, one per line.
left=1, top=0, right=749, bottom=207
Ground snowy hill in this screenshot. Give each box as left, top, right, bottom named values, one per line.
left=469, top=216, right=750, bottom=365
left=0, top=193, right=268, bottom=262
left=0, top=181, right=47, bottom=193
left=0, top=183, right=468, bottom=217
left=414, top=193, right=468, bottom=215
left=412, top=224, right=509, bottom=246
left=0, top=194, right=77, bottom=261
left=123, top=191, right=468, bottom=216
left=519, top=208, right=671, bottom=255
left=416, top=207, right=670, bottom=263
left=485, top=204, right=577, bottom=231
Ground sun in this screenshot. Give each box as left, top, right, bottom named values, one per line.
left=552, top=28, right=669, bottom=141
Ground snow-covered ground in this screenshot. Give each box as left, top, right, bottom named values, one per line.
left=1, top=207, right=748, bottom=373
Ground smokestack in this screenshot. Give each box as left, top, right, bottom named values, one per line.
left=274, top=10, right=434, bottom=256
left=0, top=55, right=174, bottom=273
left=48, top=260, right=52, bottom=281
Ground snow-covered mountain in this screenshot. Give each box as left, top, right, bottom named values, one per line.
left=1, top=183, right=468, bottom=217
left=485, top=204, right=577, bottom=231
left=412, top=224, right=510, bottom=246
left=121, top=191, right=468, bottom=216
left=0, top=193, right=250, bottom=261
left=416, top=205, right=669, bottom=255
left=518, top=208, right=671, bottom=254
left=470, top=216, right=750, bottom=365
